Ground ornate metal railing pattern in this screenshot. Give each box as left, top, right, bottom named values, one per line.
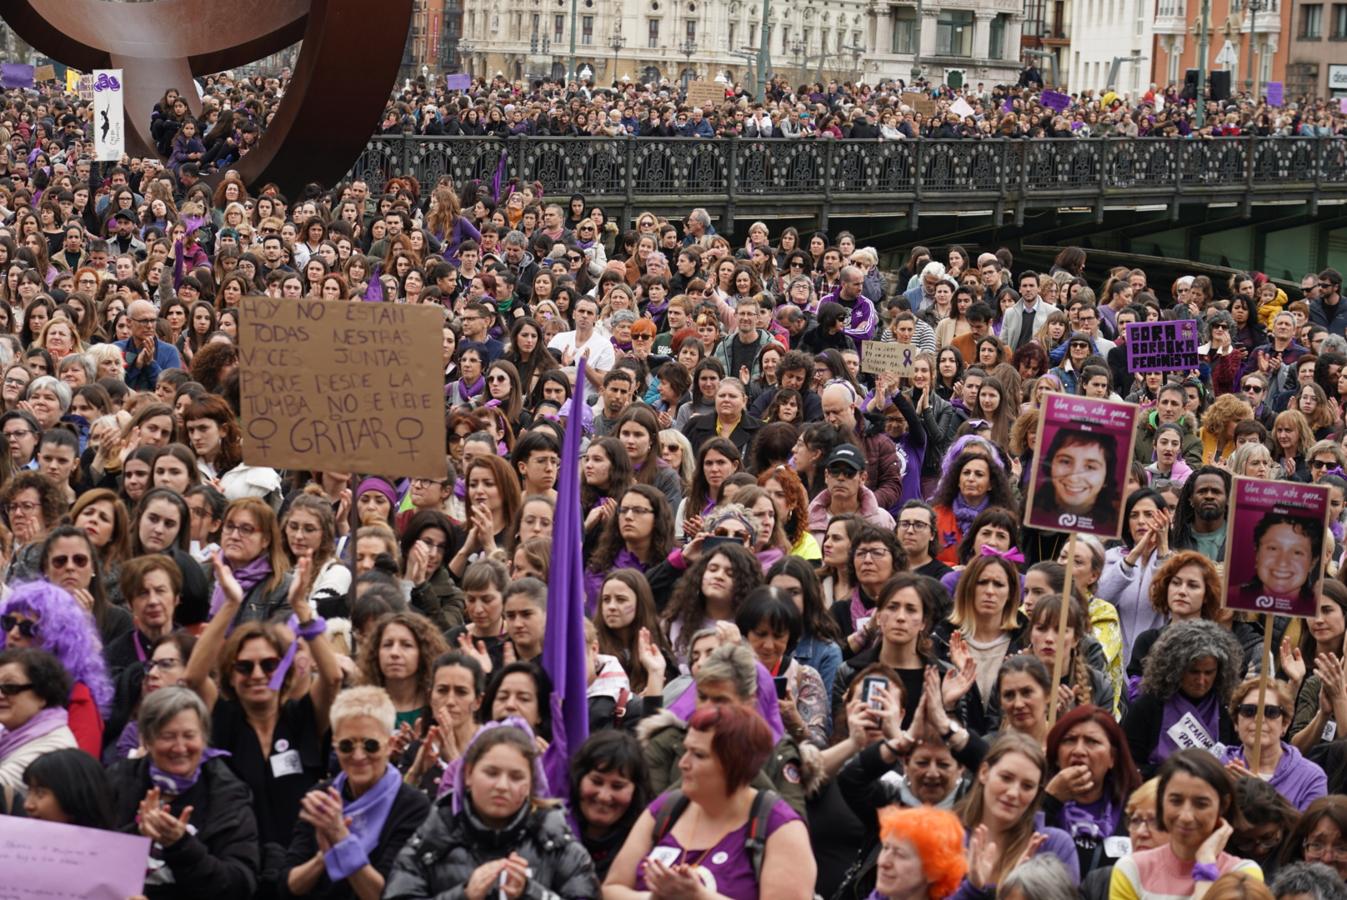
left=346, top=136, right=1347, bottom=203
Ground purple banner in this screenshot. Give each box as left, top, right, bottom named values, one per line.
left=1225, top=477, right=1330, bottom=618
left=1, top=63, right=34, bottom=90
left=1125, top=319, right=1200, bottom=373
left=1024, top=393, right=1139, bottom=539
left=1041, top=90, right=1071, bottom=112
left=1266, top=81, right=1283, bottom=107
left=445, top=73, right=471, bottom=91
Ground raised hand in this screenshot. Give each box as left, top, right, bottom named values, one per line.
left=1279, top=638, right=1306, bottom=688
left=965, top=824, right=1000, bottom=890
left=210, top=550, right=243, bottom=607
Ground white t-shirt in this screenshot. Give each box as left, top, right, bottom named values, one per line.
left=548, top=329, right=615, bottom=373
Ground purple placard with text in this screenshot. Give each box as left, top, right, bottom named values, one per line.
left=0, top=815, right=151, bottom=898
left=1224, top=477, right=1330, bottom=618
left=1024, top=393, right=1139, bottom=539
left=446, top=73, right=471, bottom=91
left=1125, top=319, right=1200, bottom=373
left=1266, top=82, right=1284, bottom=107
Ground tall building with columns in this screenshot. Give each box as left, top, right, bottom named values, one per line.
left=458, top=0, right=1023, bottom=88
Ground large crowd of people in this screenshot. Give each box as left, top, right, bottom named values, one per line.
left=0, top=73, right=1346, bottom=900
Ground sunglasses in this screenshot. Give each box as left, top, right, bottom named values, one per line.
left=1236, top=704, right=1284, bottom=720
left=826, top=466, right=860, bottom=478
left=1311, top=459, right=1337, bottom=469
left=1, top=615, right=38, bottom=638
left=336, top=738, right=384, bottom=755
left=0, top=682, right=34, bottom=697
left=1242, top=383, right=1265, bottom=393
left=232, top=657, right=282, bottom=677
left=49, top=553, right=90, bottom=569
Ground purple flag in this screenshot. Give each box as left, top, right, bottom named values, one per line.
left=1, top=64, right=34, bottom=90
left=446, top=73, right=471, bottom=91
left=1266, top=82, right=1283, bottom=107
left=1041, top=90, right=1071, bottom=112
left=543, top=356, right=591, bottom=757
left=1002, top=96, right=1014, bottom=113
left=490, top=148, right=509, bottom=203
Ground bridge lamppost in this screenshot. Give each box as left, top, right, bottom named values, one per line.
left=608, top=31, right=625, bottom=82
left=1243, top=0, right=1266, bottom=98
left=680, top=37, right=697, bottom=88
left=790, top=39, right=806, bottom=83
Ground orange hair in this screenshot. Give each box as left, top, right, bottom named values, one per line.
left=877, top=806, right=968, bottom=899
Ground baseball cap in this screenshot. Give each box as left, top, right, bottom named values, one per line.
left=825, top=444, right=865, bottom=473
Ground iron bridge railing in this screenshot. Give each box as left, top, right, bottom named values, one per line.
left=346, top=135, right=1347, bottom=204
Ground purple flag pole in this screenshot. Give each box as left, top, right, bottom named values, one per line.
left=544, top=356, right=591, bottom=756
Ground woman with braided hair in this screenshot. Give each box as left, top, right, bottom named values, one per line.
left=1025, top=594, right=1115, bottom=717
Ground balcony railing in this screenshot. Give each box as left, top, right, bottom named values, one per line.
left=346, top=135, right=1347, bottom=205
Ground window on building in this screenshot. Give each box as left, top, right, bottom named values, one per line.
left=1301, top=3, right=1323, bottom=36
left=729, top=22, right=737, bottom=50
left=892, top=7, right=917, bottom=53
left=688, top=19, right=697, bottom=42
left=1332, top=2, right=1347, bottom=36
left=936, top=9, right=974, bottom=56
left=782, top=25, right=790, bottom=53
left=989, top=13, right=1009, bottom=57
left=648, top=17, right=661, bottom=48
left=582, top=15, right=593, bottom=44
left=803, top=26, right=811, bottom=50
left=554, top=14, right=564, bottom=42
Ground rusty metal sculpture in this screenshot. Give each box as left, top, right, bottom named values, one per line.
left=2, top=0, right=412, bottom=192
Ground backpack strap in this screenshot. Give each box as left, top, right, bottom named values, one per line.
left=650, top=789, right=690, bottom=845
left=744, top=788, right=780, bottom=884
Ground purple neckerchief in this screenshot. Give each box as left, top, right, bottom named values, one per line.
left=612, top=338, right=633, bottom=354
left=208, top=554, right=273, bottom=620
left=952, top=493, right=990, bottom=536
left=148, top=747, right=232, bottom=795
left=667, top=660, right=786, bottom=743
left=459, top=375, right=485, bottom=399
left=437, top=715, right=552, bottom=809
left=644, top=296, right=669, bottom=329
left=133, top=630, right=150, bottom=663
left=1061, top=795, right=1117, bottom=842
left=0, top=706, right=67, bottom=759
left=848, top=587, right=873, bottom=633
left=1151, top=690, right=1219, bottom=768
left=324, top=763, right=402, bottom=882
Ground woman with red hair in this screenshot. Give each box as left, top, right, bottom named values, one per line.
left=872, top=806, right=968, bottom=900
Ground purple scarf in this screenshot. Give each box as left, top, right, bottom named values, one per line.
left=1060, top=795, right=1118, bottom=842
left=208, top=554, right=274, bottom=619
left=459, top=375, right=485, bottom=400
left=1152, top=690, right=1220, bottom=768
left=148, top=747, right=231, bottom=795
left=848, top=587, right=873, bottom=634
left=324, top=763, right=402, bottom=881
left=0, top=706, right=67, bottom=760
left=668, top=660, right=786, bottom=743
left=952, top=493, right=989, bottom=537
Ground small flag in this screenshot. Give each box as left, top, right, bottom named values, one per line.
left=1266, top=82, right=1283, bottom=107
left=445, top=73, right=471, bottom=91
left=543, top=355, right=591, bottom=757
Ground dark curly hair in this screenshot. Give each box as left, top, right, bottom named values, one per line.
left=930, top=448, right=1016, bottom=512
left=357, top=611, right=449, bottom=706
left=663, top=542, right=763, bottom=658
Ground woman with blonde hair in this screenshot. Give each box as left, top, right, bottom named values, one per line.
left=1200, top=394, right=1255, bottom=465
left=1270, top=408, right=1315, bottom=481
left=1228, top=441, right=1275, bottom=480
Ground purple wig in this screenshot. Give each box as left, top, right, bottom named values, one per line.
left=0, top=580, right=112, bottom=714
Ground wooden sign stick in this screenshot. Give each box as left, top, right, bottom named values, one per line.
left=1249, top=612, right=1276, bottom=774
left=1047, top=531, right=1078, bottom=732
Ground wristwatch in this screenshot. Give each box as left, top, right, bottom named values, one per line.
left=940, top=723, right=961, bottom=743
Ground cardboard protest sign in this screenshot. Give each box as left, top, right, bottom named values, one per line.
left=1024, top=393, right=1139, bottom=539
left=1125, top=320, right=1200, bottom=373
left=901, top=92, right=937, bottom=116
left=1266, top=82, right=1284, bottom=107
left=0, top=815, right=151, bottom=899
left=1223, top=477, right=1330, bottom=618
left=239, top=297, right=446, bottom=479
left=860, top=341, right=917, bottom=377
left=1041, top=90, right=1071, bottom=112
left=949, top=97, right=975, bottom=119
left=685, top=81, right=724, bottom=109
left=33, top=64, right=56, bottom=83
left=445, top=73, right=472, bottom=91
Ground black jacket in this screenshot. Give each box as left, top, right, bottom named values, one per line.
left=278, top=780, right=430, bottom=899
left=681, top=410, right=762, bottom=457
left=384, top=800, right=599, bottom=900
left=108, top=757, right=260, bottom=900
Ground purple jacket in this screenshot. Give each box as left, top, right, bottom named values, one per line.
left=1220, top=742, right=1327, bottom=811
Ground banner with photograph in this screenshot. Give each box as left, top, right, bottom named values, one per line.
left=1224, top=477, right=1330, bottom=618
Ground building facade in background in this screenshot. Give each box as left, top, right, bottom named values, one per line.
left=403, top=0, right=465, bottom=78
left=1283, top=0, right=1347, bottom=99
left=1151, top=0, right=1289, bottom=97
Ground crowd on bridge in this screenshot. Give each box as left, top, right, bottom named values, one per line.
left=1, top=69, right=1347, bottom=900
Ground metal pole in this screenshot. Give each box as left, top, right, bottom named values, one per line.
left=756, top=0, right=770, bottom=101
left=1196, top=0, right=1210, bottom=128
left=568, top=0, right=578, bottom=82
left=1243, top=0, right=1255, bottom=94
left=1251, top=2, right=1262, bottom=101
left=912, top=0, right=923, bottom=82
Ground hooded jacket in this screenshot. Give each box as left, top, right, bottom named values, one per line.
left=807, top=485, right=896, bottom=544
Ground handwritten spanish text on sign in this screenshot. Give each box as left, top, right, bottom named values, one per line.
left=685, top=81, right=724, bottom=109
left=239, top=297, right=447, bottom=479
left=0, top=815, right=151, bottom=899
left=1125, top=320, right=1200, bottom=373
left=861, top=341, right=917, bottom=377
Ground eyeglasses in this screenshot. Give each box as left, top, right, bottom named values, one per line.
left=1242, top=383, right=1265, bottom=393
left=232, top=657, right=282, bottom=677
left=144, top=657, right=182, bottom=672
left=1236, top=703, right=1284, bottom=719
left=487, top=375, right=510, bottom=384
left=1125, top=813, right=1157, bottom=831
left=1305, top=840, right=1347, bottom=859
left=618, top=504, right=654, bottom=517
left=1, top=615, right=38, bottom=637
left=49, top=553, right=90, bottom=569
left=222, top=522, right=259, bottom=537
left=0, top=682, right=34, bottom=697
left=6, top=500, right=39, bottom=515
left=854, top=547, right=891, bottom=559
left=336, top=738, right=384, bottom=756
left=826, top=466, right=860, bottom=478
left=1210, top=323, right=1228, bottom=331
left=130, top=316, right=158, bottom=326
left=897, top=520, right=931, bottom=531
left=3, top=377, right=29, bottom=387
left=1311, top=459, right=1338, bottom=469
left=1069, top=341, right=1090, bottom=349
